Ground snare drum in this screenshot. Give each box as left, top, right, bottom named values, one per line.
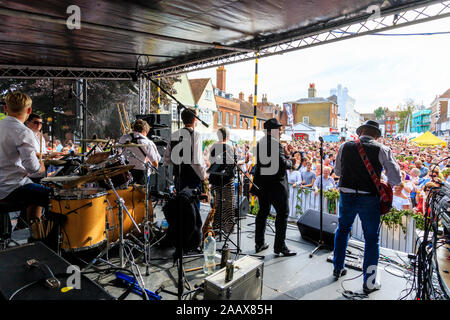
left=106, top=185, right=153, bottom=242
left=50, top=189, right=108, bottom=251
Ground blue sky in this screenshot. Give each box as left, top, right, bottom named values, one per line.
left=188, top=16, right=450, bottom=114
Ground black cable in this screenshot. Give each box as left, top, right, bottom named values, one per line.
left=339, top=272, right=368, bottom=300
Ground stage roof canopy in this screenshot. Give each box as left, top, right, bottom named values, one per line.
left=0, top=0, right=448, bottom=78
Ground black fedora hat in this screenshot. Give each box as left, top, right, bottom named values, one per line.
left=264, top=118, right=283, bottom=130
left=356, top=120, right=381, bottom=137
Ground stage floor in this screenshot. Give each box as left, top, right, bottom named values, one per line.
left=9, top=203, right=415, bottom=301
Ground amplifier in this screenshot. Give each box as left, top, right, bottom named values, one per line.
left=0, top=242, right=113, bottom=300
left=136, top=113, right=173, bottom=192
left=204, top=255, right=263, bottom=300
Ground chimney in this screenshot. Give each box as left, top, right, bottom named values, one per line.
left=308, top=83, right=316, bottom=98
left=216, top=66, right=226, bottom=92
left=239, top=92, right=244, bottom=101
left=262, top=94, right=267, bottom=103
left=248, top=94, right=253, bottom=104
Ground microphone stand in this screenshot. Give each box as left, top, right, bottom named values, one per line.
left=310, top=136, right=325, bottom=258
left=140, top=71, right=208, bottom=300
left=220, top=153, right=264, bottom=260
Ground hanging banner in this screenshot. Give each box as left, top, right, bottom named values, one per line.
left=283, top=103, right=294, bottom=126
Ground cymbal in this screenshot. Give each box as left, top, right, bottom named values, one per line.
left=44, top=159, right=67, bottom=166
left=41, top=175, right=95, bottom=188
left=80, top=139, right=110, bottom=143
left=89, top=165, right=135, bottom=181
left=110, top=143, right=145, bottom=148
left=85, top=152, right=110, bottom=165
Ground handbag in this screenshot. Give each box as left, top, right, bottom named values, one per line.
left=356, top=140, right=393, bottom=215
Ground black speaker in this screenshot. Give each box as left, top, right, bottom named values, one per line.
left=235, top=196, right=249, bottom=218
left=0, top=242, right=113, bottom=300
left=135, top=114, right=172, bottom=192
left=297, top=209, right=338, bottom=247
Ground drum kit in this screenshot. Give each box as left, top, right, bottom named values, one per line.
left=41, top=140, right=160, bottom=280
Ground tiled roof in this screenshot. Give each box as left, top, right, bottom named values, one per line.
left=441, top=89, right=450, bottom=98
left=189, top=78, right=210, bottom=104
left=237, top=99, right=268, bottom=119
left=296, top=97, right=332, bottom=104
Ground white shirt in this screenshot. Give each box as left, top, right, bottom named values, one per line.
left=118, top=132, right=161, bottom=171
left=392, top=195, right=411, bottom=210
left=164, top=127, right=207, bottom=181
left=0, top=116, right=41, bottom=199
left=29, top=131, right=47, bottom=179
left=287, top=170, right=302, bottom=185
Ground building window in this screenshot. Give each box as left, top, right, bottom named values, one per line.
left=240, top=117, right=243, bottom=128
left=205, top=90, right=212, bottom=101
left=226, top=112, right=229, bottom=126
left=233, top=114, right=237, bottom=128
left=303, top=116, right=309, bottom=124
left=218, top=111, right=222, bottom=125
left=171, top=103, right=178, bottom=120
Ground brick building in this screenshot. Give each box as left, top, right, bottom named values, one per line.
left=213, top=66, right=240, bottom=129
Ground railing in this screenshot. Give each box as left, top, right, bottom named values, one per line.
left=285, top=187, right=417, bottom=253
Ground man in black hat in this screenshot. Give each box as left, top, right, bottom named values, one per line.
left=252, top=118, right=296, bottom=256
left=333, top=120, right=401, bottom=293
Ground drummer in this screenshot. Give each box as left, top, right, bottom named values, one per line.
left=118, top=119, right=160, bottom=185
left=0, top=92, right=50, bottom=223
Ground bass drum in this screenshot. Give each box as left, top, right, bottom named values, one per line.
left=106, top=185, right=153, bottom=242
left=49, top=189, right=108, bottom=251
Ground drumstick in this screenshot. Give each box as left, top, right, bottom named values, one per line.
left=39, top=133, right=43, bottom=162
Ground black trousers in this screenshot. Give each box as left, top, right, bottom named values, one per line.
left=255, top=180, right=289, bottom=252
left=131, top=169, right=147, bottom=186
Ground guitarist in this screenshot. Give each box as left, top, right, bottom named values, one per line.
left=333, top=120, right=401, bottom=294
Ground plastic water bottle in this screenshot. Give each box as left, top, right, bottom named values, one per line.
left=161, top=219, right=169, bottom=233
left=203, top=232, right=216, bottom=275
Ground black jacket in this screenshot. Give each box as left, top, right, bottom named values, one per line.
left=253, top=135, right=292, bottom=189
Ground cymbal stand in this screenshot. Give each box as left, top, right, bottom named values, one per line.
left=83, top=177, right=148, bottom=299
left=124, top=150, right=162, bottom=275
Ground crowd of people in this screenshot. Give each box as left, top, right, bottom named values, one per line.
left=223, top=133, right=448, bottom=218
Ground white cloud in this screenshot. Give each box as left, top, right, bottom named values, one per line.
left=188, top=17, right=450, bottom=114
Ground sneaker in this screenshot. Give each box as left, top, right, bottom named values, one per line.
left=363, top=280, right=381, bottom=294
left=333, top=268, right=347, bottom=279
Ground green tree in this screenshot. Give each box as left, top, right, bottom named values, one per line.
left=0, top=76, right=180, bottom=140
left=374, top=106, right=386, bottom=120
left=396, top=99, right=417, bottom=133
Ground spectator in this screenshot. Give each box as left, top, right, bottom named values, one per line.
left=313, top=166, right=335, bottom=195
left=415, top=160, right=428, bottom=178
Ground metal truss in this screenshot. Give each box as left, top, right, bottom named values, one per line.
left=0, top=65, right=135, bottom=80
left=138, top=76, right=151, bottom=114
left=0, top=0, right=448, bottom=80
left=73, top=79, right=88, bottom=151
left=142, top=0, right=450, bottom=77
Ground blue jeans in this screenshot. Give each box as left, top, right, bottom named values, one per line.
left=4, top=183, right=50, bottom=208
left=333, top=193, right=381, bottom=286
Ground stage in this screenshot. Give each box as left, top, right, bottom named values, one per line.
left=9, top=203, right=414, bottom=301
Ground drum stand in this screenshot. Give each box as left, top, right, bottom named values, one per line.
left=83, top=176, right=149, bottom=299
left=123, top=150, right=165, bottom=276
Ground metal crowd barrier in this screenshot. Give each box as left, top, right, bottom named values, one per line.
left=286, top=187, right=417, bottom=253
